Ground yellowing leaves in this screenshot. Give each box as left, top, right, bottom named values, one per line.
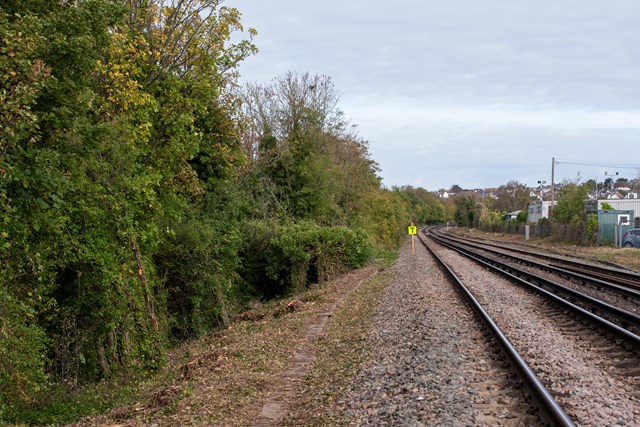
left=95, top=30, right=152, bottom=118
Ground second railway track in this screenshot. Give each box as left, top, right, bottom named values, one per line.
left=419, top=227, right=640, bottom=426
left=432, top=226, right=640, bottom=292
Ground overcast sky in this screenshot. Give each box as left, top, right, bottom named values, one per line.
left=227, top=0, right=640, bottom=191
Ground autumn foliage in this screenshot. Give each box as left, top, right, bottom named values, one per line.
left=0, top=1, right=443, bottom=421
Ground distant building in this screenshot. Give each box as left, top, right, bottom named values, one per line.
left=527, top=201, right=556, bottom=223
left=594, top=199, right=640, bottom=228
left=503, top=210, right=522, bottom=221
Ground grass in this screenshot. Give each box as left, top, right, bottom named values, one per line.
left=3, top=250, right=400, bottom=426
left=372, top=248, right=399, bottom=269
left=6, top=372, right=150, bottom=426
left=283, top=269, right=395, bottom=426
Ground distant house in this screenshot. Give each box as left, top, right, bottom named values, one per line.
left=527, top=201, right=557, bottom=223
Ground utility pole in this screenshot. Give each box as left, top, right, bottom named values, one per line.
left=550, top=157, right=555, bottom=216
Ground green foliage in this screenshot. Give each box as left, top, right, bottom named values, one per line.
left=453, top=192, right=479, bottom=227
left=553, top=182, right=590, bottom=223
left=154, top=186, right=243, bottom=341
left=354, top=189, right=413, bottom=249
left=515, top=210, right=528, bottom=223
left=0, top=287, right=48, bottom=419
left=240, top=72, right=381, bottom=226
left=479, top=209, right=503, bottom=225
left=1, top=0, right=256, bottom=418
left=240, top=221, right=372, bottom=298
left=601, top=201, right=614, bottom=210
left=586, top=213, right=598, bottom=245
left=393, top=186, right=446, bottom=225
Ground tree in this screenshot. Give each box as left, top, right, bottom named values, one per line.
left=453, top=192, right=479, bottom=227
left=584, top=178, right=597, bottom=197
left=494, top=181, right=532, bottom=213
left=553, top=181, right=590, bottom=223
left=239, top=71, right=380, bottom=225
left=394, top=186, right=446, bottom=224
left=615, top=177, right=628, bottom=187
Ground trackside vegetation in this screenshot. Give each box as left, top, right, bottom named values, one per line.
left=0, top=0, right=446, bottom=422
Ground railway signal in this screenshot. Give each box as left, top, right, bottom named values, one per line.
left=408, top=223, right=417, bottom=254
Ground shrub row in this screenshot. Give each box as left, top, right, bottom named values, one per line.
left=240, top=221, right=372, bottom=299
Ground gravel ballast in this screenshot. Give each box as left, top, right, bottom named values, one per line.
left=331, top=239, right=542, bottom=426
left=431, top=237, right=640, bottom=426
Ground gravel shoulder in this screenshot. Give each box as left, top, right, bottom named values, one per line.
left=285, top=237, right=540, bottom=426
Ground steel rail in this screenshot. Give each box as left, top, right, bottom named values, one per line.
left=416, top=232, right=575, bottom=427
left=432, top=226, right=640, bottom=290
left=548, top=262, right=640, bottom=291
left=427, top=231, right=640, bottom=351
left=430, top=228, right=640, bottom=299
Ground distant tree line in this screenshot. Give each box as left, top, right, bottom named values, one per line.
left=0, top=0, right=446, bottom=421
left=449, top=179, right=619, bottom=245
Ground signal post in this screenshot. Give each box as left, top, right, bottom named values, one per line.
left=408, top=223, right=417, bottom=254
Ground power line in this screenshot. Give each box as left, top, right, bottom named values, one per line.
left=555, top=160, right=640, bottom=170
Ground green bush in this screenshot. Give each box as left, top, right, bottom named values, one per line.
left=0, top=288, right=48, bottom=420
left=586, top=213, right=598, bottom=245
left=240, top=221, right=372, bottom=298
left=154, top=194, right=243, bottom=341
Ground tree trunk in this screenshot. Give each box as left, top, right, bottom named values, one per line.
left=129, top=236, right=159, bottom=331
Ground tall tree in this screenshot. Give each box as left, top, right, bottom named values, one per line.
left=494, top=181, right=532, bottom=213
left=240, top=71, right=380, bottom=224
left=553, top=181, right=590, bottom=223
left=453, top=192, right=479, bottom=227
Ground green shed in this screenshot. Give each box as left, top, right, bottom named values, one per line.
left=597, top=210, right=634, bottom=246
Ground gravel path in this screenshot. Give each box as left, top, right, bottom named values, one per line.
left=343, top=238, right=541, bottom=426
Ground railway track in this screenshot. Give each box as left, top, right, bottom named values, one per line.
left=432, top=226, right=640, bottom=292
left=418, top=227, right=640, bottom=425
left=430, top=226, right=640, bottom=325
left=427, top=228, right=640, bottom=340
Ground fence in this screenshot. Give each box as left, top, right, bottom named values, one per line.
left=477, top=221, right=588, bottom=245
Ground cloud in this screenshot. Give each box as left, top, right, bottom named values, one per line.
left=229, top=0, right=640, bottom=190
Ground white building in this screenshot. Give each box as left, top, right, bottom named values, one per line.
left=527, top=201, right=557, bottom=223
left=503, top=210, right=522, bottom=221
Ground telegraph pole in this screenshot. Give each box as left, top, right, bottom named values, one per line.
left=550, top=157, right=555, bottom=217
